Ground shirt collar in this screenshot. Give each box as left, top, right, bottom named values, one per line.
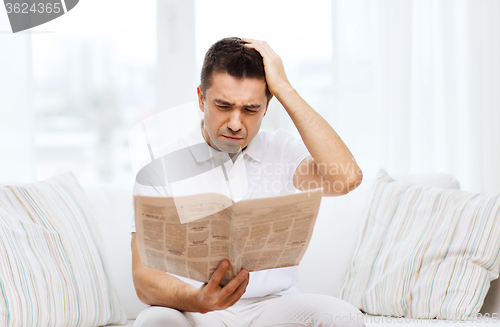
left=186, top=121, right=263, bottom=163
left=185, top=122, right=215, bottom=163
left=242, top=132, right=263, bottom=162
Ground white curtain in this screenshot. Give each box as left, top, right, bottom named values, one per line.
left=329, top=0, right=500, bottom=193
left=0, top=11, right=35, bottom=184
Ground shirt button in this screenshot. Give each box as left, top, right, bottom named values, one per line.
left=229, top=175, right=233, bottom=180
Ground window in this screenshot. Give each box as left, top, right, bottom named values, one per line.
left=32, top=0, right=156, bottom=184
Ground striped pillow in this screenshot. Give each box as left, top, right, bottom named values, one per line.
left=340, top=169, right=500, bottom=320
left=0, top=172, right=127, bottom=326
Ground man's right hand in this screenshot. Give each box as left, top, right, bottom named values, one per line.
left=133, top=233, right=249, bottom=313
left=192, top=260, right=249, bottom=313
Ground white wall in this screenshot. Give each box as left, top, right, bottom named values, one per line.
left=1, top=0, right=499, bottom=194
left=0, top=10, right=35, bottom=183
left=157, top=0, right=197, bottom=110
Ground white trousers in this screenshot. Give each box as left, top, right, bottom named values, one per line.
left=133, top=293, right=365, bottom=327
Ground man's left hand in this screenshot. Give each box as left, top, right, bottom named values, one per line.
left=241, top=37, right=293, bottom=96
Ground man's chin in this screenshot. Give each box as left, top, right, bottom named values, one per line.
left=212, top=138, right=244, bottom=153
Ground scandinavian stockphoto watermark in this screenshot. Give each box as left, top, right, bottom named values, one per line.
left=289, top=312, right=500, bottom=325
left=3, top=0, right=79, bottom=33
left=363, top=313, right=500, bottom=324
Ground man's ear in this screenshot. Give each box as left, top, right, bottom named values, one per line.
left=197, top=85, right=205, bottom=113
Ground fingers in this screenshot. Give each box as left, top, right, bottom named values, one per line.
left=240, top=37, right=256, bottom=43
left=197, top=264, right=249, bottom=312
left=206, top=260, right=230, bottom=292
left=219, top=268, right=249, bottom=307
left=241, top=37, right=265, bottom=47
left=227, top=269, right=250, bottom=306
left=241, top=37, right=275, bottom=58
left=219, top=267, right=248, bottom=298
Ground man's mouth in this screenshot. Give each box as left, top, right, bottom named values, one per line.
left=223, top=135, right=242, bottom=141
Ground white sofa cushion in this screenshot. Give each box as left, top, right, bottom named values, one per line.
left=83, top=184, right=149, bottom=319
left=340, top=169, right=500, bottom=319
left=297, top=169, right=461, bottom=297
left=80, top=170, right=467, bottom=322
left=0, top=172, right=127, bottom=326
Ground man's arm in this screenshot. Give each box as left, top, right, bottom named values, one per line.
left=131, top=232, right=249, bottom=313
left=242, top=38, right=363, bottom=196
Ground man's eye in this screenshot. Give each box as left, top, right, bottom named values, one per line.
left=217, top=105, right=229, bottom=109
left=246, top=108, right=258, bottom=113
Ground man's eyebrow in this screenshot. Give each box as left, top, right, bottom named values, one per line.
left=213, top=99, right=261, bottom=109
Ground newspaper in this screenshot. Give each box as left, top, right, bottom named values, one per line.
left=134, top=188, right=323, bottom=286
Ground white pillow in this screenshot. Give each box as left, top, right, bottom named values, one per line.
left=340, top=168, right=500, bottom=320
left=83, top=184, right=150, bottom=319
left=0, top=172, right=127, bottom=326
left=298, top=169, right=461, bottom=296
left=393, top=173, right=460, bottom=190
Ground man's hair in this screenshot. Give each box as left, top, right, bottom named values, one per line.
left=200, top=37, right=272, bottom=105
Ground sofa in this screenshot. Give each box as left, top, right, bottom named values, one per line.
left=79, top=169, right=500, bottom=326
left=1, top=169, right=499, bottom=326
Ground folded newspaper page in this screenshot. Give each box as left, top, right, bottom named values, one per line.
left=134, top=188, right=323, bottom=286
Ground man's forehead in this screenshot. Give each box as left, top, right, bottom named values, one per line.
left=206, top=73, right=267, bottom=105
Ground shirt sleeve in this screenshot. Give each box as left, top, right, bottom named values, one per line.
left=279, top=130, right=311, bottom=189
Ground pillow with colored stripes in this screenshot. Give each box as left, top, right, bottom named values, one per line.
left=340, top=168, right=500, bottom=320
left=0, top=172, right=127, bottom=326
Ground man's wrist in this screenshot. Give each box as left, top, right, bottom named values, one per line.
left=273, top=84, right=296, bottom=100
left=181, top=284, right=205, bottom=313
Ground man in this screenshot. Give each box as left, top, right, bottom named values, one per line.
left=131, top=37, right=364, bottom=326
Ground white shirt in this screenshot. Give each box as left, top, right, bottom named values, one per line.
left=132, top=121, right=311, bottom=298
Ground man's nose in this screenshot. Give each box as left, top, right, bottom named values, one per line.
left=227, top=110, right=242, bottom=132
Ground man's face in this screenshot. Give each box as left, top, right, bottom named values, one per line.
left=197, top=72, right=270, bottom=153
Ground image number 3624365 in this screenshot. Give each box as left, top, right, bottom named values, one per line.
left=3, top=0, right=79, bottom=33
